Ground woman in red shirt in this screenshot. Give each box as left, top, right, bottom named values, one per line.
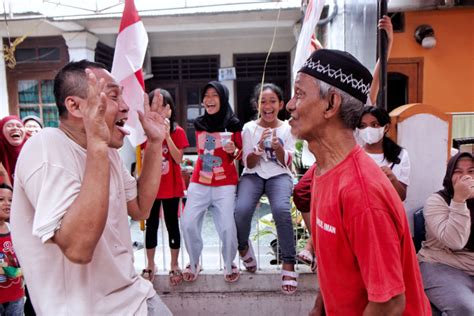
left=181, top=81, right=242, bottom=283
left=142, top=89, right=189, bottom=285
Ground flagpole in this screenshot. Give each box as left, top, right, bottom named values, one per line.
left=111, top=0, right=149, bottom=271
left=378, top=0, right=388, bottom=110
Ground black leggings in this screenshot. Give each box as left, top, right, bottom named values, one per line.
left=145, top=198, right=181, bottom=249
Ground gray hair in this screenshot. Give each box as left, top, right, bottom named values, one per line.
left=317, top=79, right=365, bottom=130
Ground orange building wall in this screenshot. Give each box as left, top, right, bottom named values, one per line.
left=390, top=8, right=474, bottom=113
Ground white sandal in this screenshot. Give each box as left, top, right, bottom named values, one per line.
left=296, top=249, right=314, bottom=266
left=240, top=241, right=257, bottom=273
left=281, top=269, right=298, bottom=295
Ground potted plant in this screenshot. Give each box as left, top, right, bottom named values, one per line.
left=293, top=139, right=309, bottom=178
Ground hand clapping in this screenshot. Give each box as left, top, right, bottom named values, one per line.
left=138, top=89, right=169, bottom=144
left=81, top=68, right=110, bottom=146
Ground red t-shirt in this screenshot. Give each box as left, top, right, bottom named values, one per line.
left=157, top=126, right=189, bottom=199
left=310, top=146, right=430, bottom=315
left=191, top=131, right=242, bottom=186
left=0, top=230, right=24, bottom=304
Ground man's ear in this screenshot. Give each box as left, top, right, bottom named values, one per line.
left=64, top=96, right=84, bottom=118
left=323, top=92, right=341, bottom=119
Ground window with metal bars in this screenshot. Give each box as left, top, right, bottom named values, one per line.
left=234, top=53, right=290, bottom=79
left=234, top=52, right=291, bottom=124
left=148, top=55, right=220, bottom=152
left=151, top=56, right=219, bottom=81
left=95, top=42, right=115, bottom=71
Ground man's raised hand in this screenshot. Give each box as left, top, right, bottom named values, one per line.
left=80, top=68, right=110, bottom=146
left=138, top=89, right=169, bottom=144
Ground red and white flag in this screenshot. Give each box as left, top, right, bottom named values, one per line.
left=112, top=0, right=148, bottom=147
left=292, top=0, right=325, bottom=81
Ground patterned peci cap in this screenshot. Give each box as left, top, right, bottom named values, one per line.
left=298, top=49, right=373, bottom=103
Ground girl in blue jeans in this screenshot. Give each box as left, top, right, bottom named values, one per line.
left=234, top=83, right=297, bottom=294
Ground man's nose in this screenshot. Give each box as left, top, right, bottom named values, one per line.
left=119, top=97, right=129, bottom=112
left=286, top=97, right=296, bottom=112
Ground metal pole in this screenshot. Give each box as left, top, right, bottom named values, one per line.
left=378, top=0, right=388, bottom=110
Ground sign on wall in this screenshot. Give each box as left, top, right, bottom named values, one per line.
left=218, top=67, right=236, bottom=81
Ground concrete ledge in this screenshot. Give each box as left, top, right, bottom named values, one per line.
left=153, top=268, right=319, bottom=315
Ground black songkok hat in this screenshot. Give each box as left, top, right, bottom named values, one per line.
left=298, top=49, right=373, bottom=103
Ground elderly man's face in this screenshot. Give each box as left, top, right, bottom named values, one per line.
left=286, top=72, right=326, bottom=140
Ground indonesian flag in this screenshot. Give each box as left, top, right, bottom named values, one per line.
left=112, top=0, right=148, bottom=147
left=292, top=0, right=325, bottom=81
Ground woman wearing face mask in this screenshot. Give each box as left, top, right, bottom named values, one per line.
left=22, top=115, right=43, bottom=139
left=0, top=116, right=26, bottom=185
left=357, top=106, right=410, bottom=201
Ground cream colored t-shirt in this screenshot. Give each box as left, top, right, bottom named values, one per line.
left=11, top=128, right=155, bottom=315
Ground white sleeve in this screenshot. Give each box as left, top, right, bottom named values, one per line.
left=25, top=163, right=82, bottom=243
left=393, top=149, right=411, bottom=186
left=241, top=122, right=258, bottom=169
left=121, top=159, right=137, bottom=202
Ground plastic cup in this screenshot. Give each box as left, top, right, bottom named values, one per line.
left=263, top=129, right=272, bottom=149
left=220, top=132, right=233, bottom=146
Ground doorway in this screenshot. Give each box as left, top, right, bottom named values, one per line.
left=386, top=57, right=423, bottom=113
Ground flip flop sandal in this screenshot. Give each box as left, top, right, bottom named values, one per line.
left=183, top=263, right=201, bottom=282
left=141, top=267, right=155, bottom=282
left=281, top=269, right=298, bottom=295
left=240, top=241, right=257, bottom=273
left=169, top=269, right=183, bottom=286
left=224, top=264, right=240, bottom=283
left=296, top=249, right=314, bottom=266
left=311, top=257, right=317, bottom=273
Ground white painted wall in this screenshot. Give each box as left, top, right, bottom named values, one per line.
left=63, top=32, right=99, bottom=62
left=0, top=50, right=9, bottom=117
left=397, top=114, right=449, bottom=234
left=142, top=33, right=296, bottom=111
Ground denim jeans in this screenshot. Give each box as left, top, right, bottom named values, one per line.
left=0, top=298, right=24, bottom=316
left=234, top=173, right=295, bottom=264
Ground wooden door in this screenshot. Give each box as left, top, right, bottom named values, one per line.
left=386, top=57, right=423, bottom=113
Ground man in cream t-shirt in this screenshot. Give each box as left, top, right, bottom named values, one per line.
left=11, top=60, right=172, bottom=315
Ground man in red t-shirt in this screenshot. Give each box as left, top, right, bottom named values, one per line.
left=286, top=49, right=431, bottom=315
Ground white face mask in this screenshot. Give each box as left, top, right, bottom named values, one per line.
left=357, top=127, right=385, bottom=144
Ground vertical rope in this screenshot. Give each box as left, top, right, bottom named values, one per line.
left=257, top=5, right=282, bottom=116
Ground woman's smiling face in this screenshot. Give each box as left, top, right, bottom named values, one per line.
left=259, top=88, right=283, bottom=123
left=203, top=87, right=221, bottom=115
left=3, top=119, right=25, bottom=146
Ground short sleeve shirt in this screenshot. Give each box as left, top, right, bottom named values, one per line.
left=10, top=128, right=155, bottom=315
left=241, top=120, right=295, bottom=179
left=310, top=146, right=430, bottom=315
left=366, top=148, right=410, bottom=185
left=157, top=125, right=189, bottom=199
left=191, top=130, right=242, bottom=186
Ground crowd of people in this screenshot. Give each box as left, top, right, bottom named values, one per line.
left=0, top=15, right=471, bottom=316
